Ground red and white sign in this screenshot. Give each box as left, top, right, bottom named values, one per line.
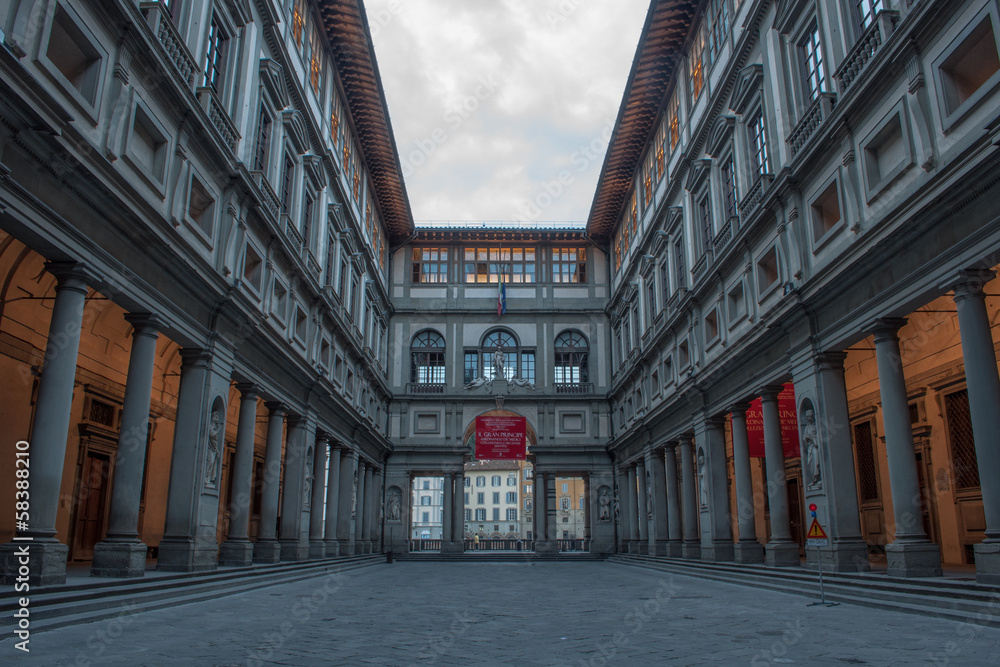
left=745, top=383, right=800, bottom=458
left=475, top=415, right=527, bottom=460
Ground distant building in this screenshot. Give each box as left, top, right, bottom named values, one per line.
left=411, top=477, right=444, bottom=540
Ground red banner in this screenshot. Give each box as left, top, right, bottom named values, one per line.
left=475, top=416, right=527, bottom=460
left=746, top=383, right=800, bottom=458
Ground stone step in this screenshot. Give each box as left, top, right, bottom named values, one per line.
left=0, top=555, right=383, bottom=634
left=609, top=555, right=1000, bottom=628
left=394, top=552, right=606, bottom=562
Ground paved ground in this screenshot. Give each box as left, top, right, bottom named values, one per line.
left=3, top=561, right=1000, bottom=666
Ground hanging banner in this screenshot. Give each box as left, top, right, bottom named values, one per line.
left=746, top=383, right=800, bottom=458
left=475, top=415, right=527, bottom=460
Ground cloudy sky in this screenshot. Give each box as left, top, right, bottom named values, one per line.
left=364, top=0, right=650, bottom=225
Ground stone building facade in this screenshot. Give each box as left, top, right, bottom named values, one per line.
left=1, top=0, right=999, bottom=590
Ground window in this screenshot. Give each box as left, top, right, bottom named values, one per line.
left=525, top=497, right=532, bottom=511
left=673, top=236, right=686, bottom=289
left=748, top=110, right=771, bottom=177
left=645, top=277, right=656, bottom=323
left=756, top=246, right=780, bottom=294
left=945, top=389, right=980, bottom=490
left=492, top=492, right=500, bottom=503
left=705, top=308, right=719, bottom=344
left=420, top=496, right=431, bottom=506
left=492, top=476, right=501, bottom=487
left=853, top=421, right=880, bottom=502
left=188, top=176, right=215, bottom=237
left=462, top=351, right=479, bottom=385
left=254, top=107, right=272, bottom=172
left=728, top=282, right=746, bottom=321
left=659, top=260, right=670, bottom=307
left=507, top=508, right=517, bottom=521
left=665, top=90, right=680, bottom=152
left=292, top=0, right=306, bottom=45
left=721, top=157, right=739, bottom=224
left=477, top=476, right=486, bottom=487
left=128, top=107, right=167, bottom=185
left=678, top=339, right=690, bottom=368
left=301, top=194, right=313, bottom=243
left=271, top=280, right=288, bottom=322
left=507, top=476, right=516, bottom=487
left=560, top=497, right=570, bottom=510
left=482, top=330, right=523, bottom=382
left=280, top=156, right=294, bottom=213
left=810, top=180, right=841, bottom=243
left=203, top=16, right=229, bottom=93
left=476, top=509, right=486, bottom=521
left=492, top=508, right=500, bottom=521
left=689, top=24, right=706, bottom=104
left=412, top=247, right=448, bottom=283
left=309, top=27, right=321, bottom=93
left=854, top=0, right=885, bottom=32
left=939, top=15, right=1000, bottom=117
left=561, top=483, right=569, bottom=493
left=293, top=305, right=308, bottom=343
left=705, top=0, right=730, bottom=67
left=464, top=247, right=536, bottom=283
left=506, top=491, right=516, bottom=503
left=697, top=192, right=713, bottom=255
left=552, top=248, right=587, bottom=283
left=800, top=24, right=826, bottom=102
left=242, top=244, right=263, bottom=293
left=464, top=477, right=470, bottom=488
left=863, top=109, right=909, bottom=199
left=465, top=509, right=471, bottom=521
left=45, top=5, right=103, bottom=106
left=410, top=331, right=445, bottom=384
left=520, top=351, right=536, bottom=385
left=477, top=492, right=485, bottom=504
left=554, top=331, right=589, bottom=384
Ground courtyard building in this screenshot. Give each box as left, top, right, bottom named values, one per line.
left=0, top=0, right=999, bottom=604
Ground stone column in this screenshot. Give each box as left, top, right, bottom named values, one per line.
left=218, top=384, right=260, bottom=567
left=679, top=438, right=701, bottom=559
left=872, top=320, right=942, bottom=577
left=323, top=443, right=341, bottom=557
left=627, top=465, right=640, bottom=553
left=761, top=386, right=799, bottom=567
left=253, top=403, right=285, bottom=563
left=731, top=404, right=764, bottom=564
left=546, top=473, right=557, bottom=544
left=354, top=460, right=367, bottom=554
left=615, top=466, right=629, bottom=553
left=453, top=471, right=465, bottom=550
left=696, top=416, right=734, bottom=562
left=372, top=467, right=384, bottom=552
left=635, top=461, right=649, bottom=554
left=664, top=445, right=683, bottom=557
left=337, top=449, right=357, bottom=554
left=953, top=273, right=1000, bottom=584
left=1, top=265, right=89, bottom=586
left=648, top=448, right=669, bottom=556
left=91, top=314, right=160, bottom=578
left=279, top=415, right=312, bottom=562
left=361, top=464, right=374, bottom=553
left=441, top=472, right=454, bottom=552
left=308, top=433, right=330, bottom=559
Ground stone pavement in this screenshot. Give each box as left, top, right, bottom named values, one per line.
left=3, top=560, right=1000, bottom=665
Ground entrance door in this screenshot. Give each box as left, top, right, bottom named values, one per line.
left=787, top=477, right=805, bottom=555
left=71, top=451, right=111, bottom=561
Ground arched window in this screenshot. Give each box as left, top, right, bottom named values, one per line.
left=410, top=331, right=445, bottom=386
left=554, top=331, right=589, bottom=385
left=481, top=329, right=534, bottom=383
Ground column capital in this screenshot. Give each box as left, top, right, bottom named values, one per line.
left=759, top=384, right=785, bottom=401
left=178, top=347, right=212, bottom=366
left=951, top=269, right=996, bottom=300
left=235, top=382, right=260, bottom=400
left=124, top=313, right=163, bottom=337
left=264, top=401, right=287, bottom=416
left=870, top=317, right=908, bottom=342
left=314, top=432, right=331, bottom=447
left=814, top=351, right=847, bottom=371
left=730, top=402, right=751, bottom=416
left=45, top=261, right=97, bottom=293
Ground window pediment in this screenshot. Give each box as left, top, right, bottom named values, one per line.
left=302, top=154, right=326, bottom=188
left=282, top=109, right=309, bottom=153
left=731, top=64, right=764, bottom=115
left=665, top=206, right=684, bottom=233
left=706, top=116, right=736, bottom=158
left=259, top=59, right=288, bottom=108
left=685, top=159, right=713, bottom=192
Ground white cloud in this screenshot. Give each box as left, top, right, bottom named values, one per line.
left=366, top=0, right=649, bottom=224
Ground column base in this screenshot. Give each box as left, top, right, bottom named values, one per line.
left=91, top=540, right=147, bottom=577
left=324, top=540, right=340, bottom=558
left=362, top=541, right=372, bottom=555
left=765, top=541, right=801, bottom=567
left=534, top=541, right=559, bottom=555
left=441, top=541, right=464, bottom=554
left=218, top=539, right=255, bottom=567
left=308, top=540, right=327, bottom=559
left=974, top=540, right=1000, bottom=585
left=637, top=541, right=649, bottom=555
left=666, top=541, right=683, bottom=558
left=354, top=541, right=365, bottom=555
left=649, top=540, right=670, bottom=557
left=806, top=540, right=871, bottom=573
left=253, top=540, right=281, bottom=564
left=157, top=537, right=218, bottom=573
left=627, top=540, right=639, bottom=554
left=733, top=540, right=765, bottom=565
left=701, top=540, right=734, bottom=563
left=339, top=538, right=354, bottom=556
left=0, top=539, right=69, bottom=586
left=279, top=539, right=309, bottom=562
left=885, top=541, right=942, bottom=578
left=681, top=541, right=701, bottom=560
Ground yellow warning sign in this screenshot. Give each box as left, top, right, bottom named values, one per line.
left=806, top=518, right=829, bottom=546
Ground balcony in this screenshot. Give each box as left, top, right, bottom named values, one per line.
left=738, top=173, right=774, bottom=220
left=834, top=11, right=900, bottom=93
left=555, top=383, right=593, bottom=395
left=713, top=216, right=739, bottom=253
left=408, top=383, right=445, bottom=394
left=250, top=171, right=280, bottom=224
left=692, top=253, right=709, bottom=282
left=196, top=86, right=240, bottom=155
left=141, top=2, right=197, bottom=88
left=787, top=93, right=837, bottom=159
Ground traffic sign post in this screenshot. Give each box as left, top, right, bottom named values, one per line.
left=806, top=504, right=838, bottom=607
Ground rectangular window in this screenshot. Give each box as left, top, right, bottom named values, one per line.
left=698, top=193, right=712, bottom=255
left=254, top=107, right=272, bottom=173
left=749, top=110, right=771, bottom=177
left=659, top=260, right=670, bottom=306
left=665, top=91, right=680, bottom=152
left=945, top=389, right=980, bottom=490
left=463, top=351, right=479, bottom=385
left=506, top=492, right=516, bottom=503
left=855, top=0, right=885, bottom=31
left=705, top=0, right=730, bottom=66
left=507, top=508, right=517, bottom=521
left=477, top=476, right=485, bottom=487
left=800, top=24, right=826, bottom=102
left=301, top=194, right=313, bottom=243
left=464, top=509, right=471, bottom=521
left=412, top=247, right=449, bottom=283
left=674, top=236, right=686, bottom=288
left=464, top=247, right=536, bottom=283
left=188, top=176, right=215, bottom=236
left=293, top=0, right=306, bottom=45
left=477, top=492, right=484, bottom=504
left=492, top=476, right=501, bottom=487
left=309, top=28, right=321, bottom=93
left=203, top=16, right=228, bottom=93
left=552, top=247, right=587, bottom=283
left=689, top=24, right=705, bottom=104
left=476, top=508, right=486, bottom=521
left=493, top=492, right=500, bottom=503
left=492, top=508, right=500, bottom=521
left=520, top=351, right=535, bottom=385
left=721, top=157, right=739, bottom=223
left=281, top=156, right=294, bottom=213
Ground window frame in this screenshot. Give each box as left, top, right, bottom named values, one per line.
left=409, top=330, right=446, bottom=385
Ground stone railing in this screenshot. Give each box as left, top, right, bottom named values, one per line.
left=713, top=215, right=738, bottom=253
left=141, top=2, right=197, bottom=88
left=739, top=173, right=774, bottom=220
left=305, top=250, right=321, bottom=277
left=407, top=383, right=445, bottom=394
left=787, top=92, right=837, bottom=158
left=196, top=87, right=240, bottom=154
left=834, top=11, right=900, bottom=93
left=692, top=253, right=709, bottom=282
left=555, top=382, right=593, bottom=394
left=251, top=171, right=280, bottom=222
left=283, top=215, right=303, bottom=251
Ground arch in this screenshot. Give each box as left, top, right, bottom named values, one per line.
left=481, top=328, right=517, bottom=349
left=410, top=329, right=445, bottom=385
left=411, top=329, right=445, bottom=348
left=554, top=329, right=590, bottom=385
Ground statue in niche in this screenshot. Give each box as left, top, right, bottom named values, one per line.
left=598, top=486, right=611, bottom=522
left=645, top=469, right=653, bottom=519
left=697, top=447, right=708, bottom=509
left=304, top=448, right=314, bottom=507
left=802, top=408, right=822, bottom=490
left=386, top=488, right=402, bottom=522
left=493, top=345, right=506, bottom=379
left=351, top=469, right=359, bottom=519
left=613, top=485, right=621, bottom=524
left=204, top=408, right=223, bottom=489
